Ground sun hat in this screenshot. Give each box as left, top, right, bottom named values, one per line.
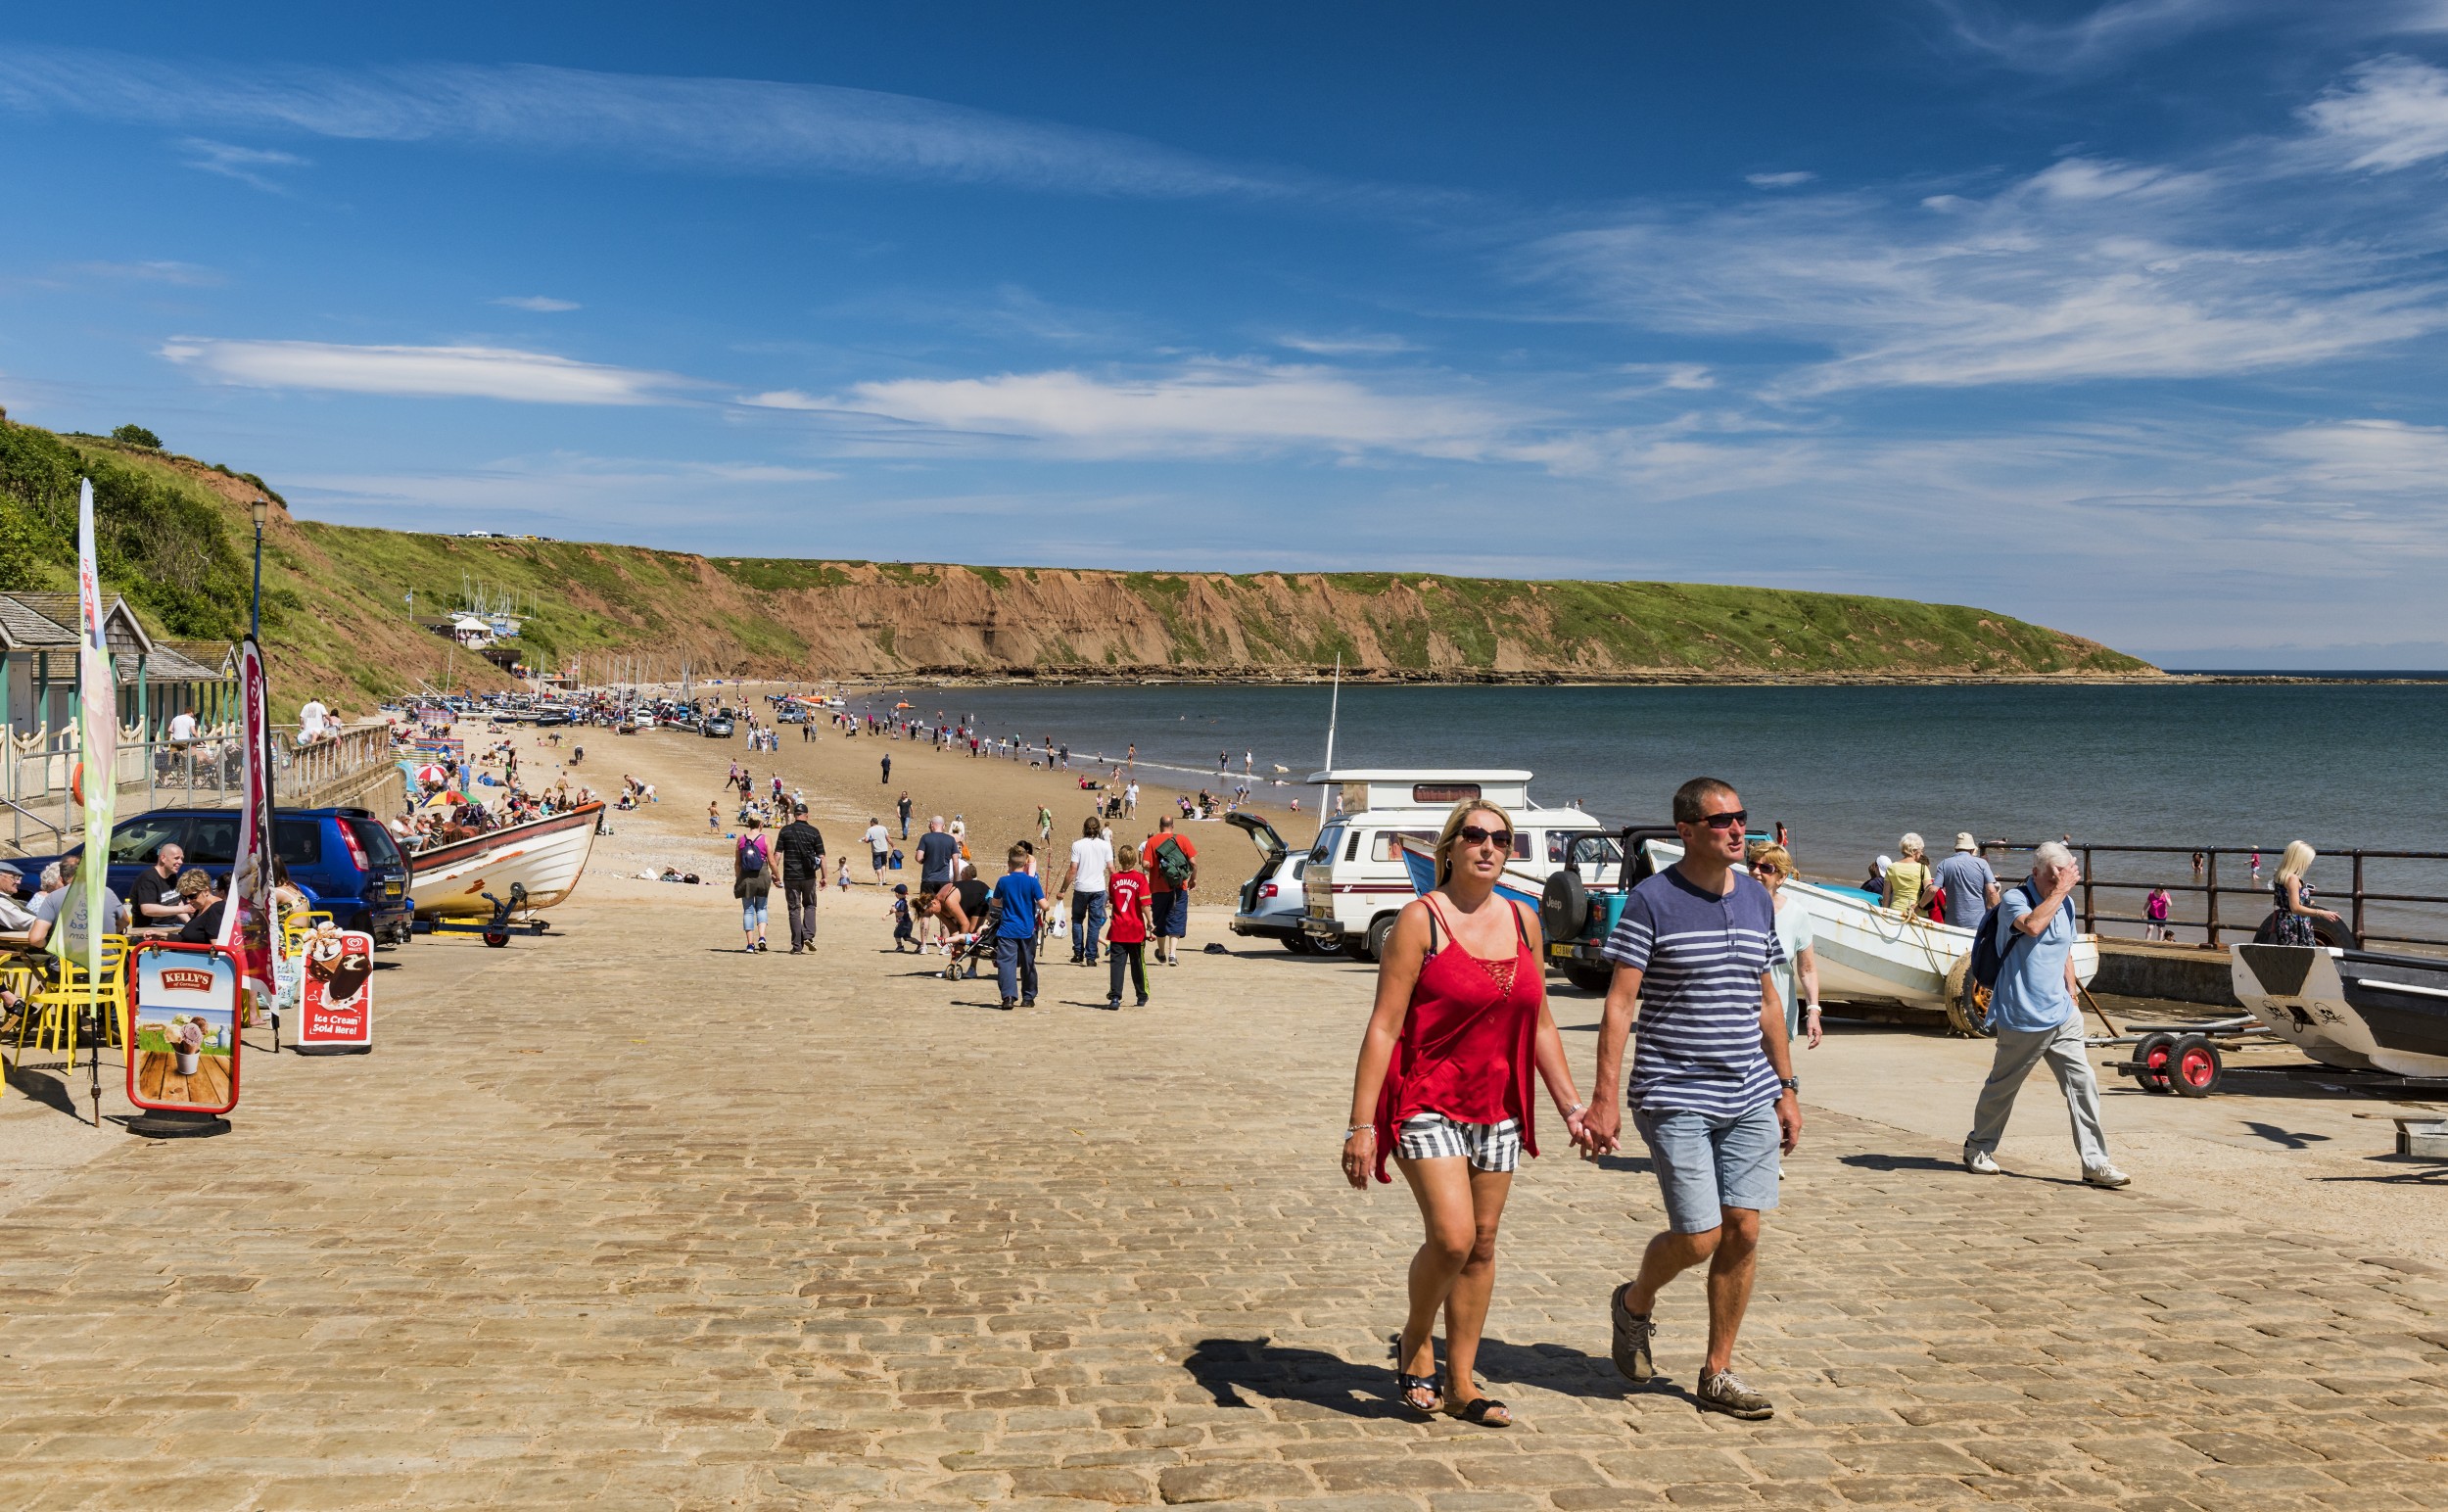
left=1954, top=832, right=1978, bottom=852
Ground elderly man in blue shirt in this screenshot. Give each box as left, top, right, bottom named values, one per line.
left=1963, top=840, right=2129, bottom=1187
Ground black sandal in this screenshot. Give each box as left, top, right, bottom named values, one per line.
left=1394, top=1372, right=1443, bottom=1416
left=1451, top=1395, right=1511, bottom=1428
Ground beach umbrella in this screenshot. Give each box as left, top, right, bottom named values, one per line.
left=415, top=763, right=448, bottom=784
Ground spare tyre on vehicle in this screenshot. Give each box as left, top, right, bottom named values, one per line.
left=1540, top=870, right=1590, bottom=942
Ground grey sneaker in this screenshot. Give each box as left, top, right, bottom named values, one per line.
left=1964, top=1147, right=2001, bottom=1175
left=1609, top=1283, right=1655, bottom=1383
left=1695, top=1368, right=1773, bottom=1420
left=2083, top=1163, right=2132, bottom=1189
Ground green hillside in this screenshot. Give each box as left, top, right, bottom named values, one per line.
left=0, top=417, right=2155, bottom=703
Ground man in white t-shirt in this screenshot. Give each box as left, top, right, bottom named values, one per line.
left=1058, top=816, right=1115, bottom=967
left=864, top=818, right=891, bottom=884
left=165, top=710, right=198, bottom=749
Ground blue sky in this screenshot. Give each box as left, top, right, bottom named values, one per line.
left=7, top=2, right=2448, bottom=666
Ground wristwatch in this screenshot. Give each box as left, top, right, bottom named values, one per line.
left=1778, top=1075, right=1801, bottom=1094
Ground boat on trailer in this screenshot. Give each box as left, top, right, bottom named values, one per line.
left=1638, top=836, right=2097, bottom=1021
left=408, top=801, right=604, bottom=920
left=2230, top=943, right=2448, bottom=1078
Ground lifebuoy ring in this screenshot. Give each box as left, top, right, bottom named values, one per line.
left=70, top=763, right=83, bottom=806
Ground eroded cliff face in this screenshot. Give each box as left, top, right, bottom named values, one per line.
left=27, top=440, right=2150, bottom=697
left=553, top=559, right=2152, bottom=682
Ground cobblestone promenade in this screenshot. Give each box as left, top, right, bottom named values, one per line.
left=3, top=896, right=2444, bottom=1510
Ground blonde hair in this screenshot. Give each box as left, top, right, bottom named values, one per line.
left=2277, top=840, right=2316, bottom=883
left=1432, top=798, right=1516, bottom=885
left=1899, top=831, right=1926, bottom=859
left=1747, top=841, right=1794, bottom=875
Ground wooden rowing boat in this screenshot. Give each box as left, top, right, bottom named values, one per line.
left=407, top=802, right=603, bottom=919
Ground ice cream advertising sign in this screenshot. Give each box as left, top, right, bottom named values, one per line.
left=295, top=925, right=374, bottom=1053
left=128, top=943, right=242, bottom=1114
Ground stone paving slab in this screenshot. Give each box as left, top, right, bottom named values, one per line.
left=0, top=904, right=2443, bottom=1510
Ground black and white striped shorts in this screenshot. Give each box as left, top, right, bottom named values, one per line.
left=1396, top=1113, right=1522, bottom=1172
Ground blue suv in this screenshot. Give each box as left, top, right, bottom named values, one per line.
left=26, top=806, right=416, bottom=944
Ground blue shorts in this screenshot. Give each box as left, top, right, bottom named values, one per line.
left=1153, top=889, right=1190, bottom=938
left=1633, top=1103, right=1780, bottom=1233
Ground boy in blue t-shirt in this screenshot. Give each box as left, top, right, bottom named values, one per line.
left=990, top=846, right=1048, bottom=1010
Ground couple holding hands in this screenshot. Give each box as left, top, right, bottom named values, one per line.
left=1342, top=778, right=1804, bottom=1426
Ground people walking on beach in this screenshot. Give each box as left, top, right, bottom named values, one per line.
left=865, top=818, right=891, bottom=884
left=733, top=814, right=774, bottom=954
left=2144, top=886, right=2172, bottom=941
left=880, top=752, right=891, bottom=784
left=1125, top=779, right=1140, bottom=818
left=1142, top=816, right=1198, bottom=966
left=1882, top=833, right=1934, bottom=916
left=1106, top=840, right=1152, bottom=1009
left=1929, top=834, right=1992, bottom=921
left=897, top=790, right=913, bottom=840
left=887, top=884, right=915, bottom=950
left=1342, top=799, right=1588, bottom=1427
left=991, top=846, right=1048, bottom=1010
left=2263, top=842, right=2343, bottom=946
left=1962, top=841, right=2129, bottom=1188
left=1037, top=805, right=1054, bottom=844
left=2250, top=847, right=2262, bottom=884
left=1748, top=842, right=1823, bottom=1050
left=1059, top=816, right=1114, bottom=967
left=777, top=803, right=825, bottom=954
left=1582, top=778, right=1800, bottom=1421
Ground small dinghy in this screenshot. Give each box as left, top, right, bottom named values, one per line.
left=2230, top=943, right=2448, bottom=1078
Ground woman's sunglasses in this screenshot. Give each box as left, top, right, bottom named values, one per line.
left=1456, top=825, right=1514, bottom=848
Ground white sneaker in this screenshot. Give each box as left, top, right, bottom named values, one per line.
left=2083, top=1164, right=2132, bottom=1189
left=1963, top=1147, right=2001, bottom=1175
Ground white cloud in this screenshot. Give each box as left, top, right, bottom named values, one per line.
left=1530, top=148, right=2448, bottom=395
left=746, top=361, right=1518, bottom=460
left=1273, top=332, right=1420, bottom=354
left=2300, top=55, right=2448, bottom=170
left=0, top=45, right=1333, bottom=204
left=1932, top=0, right=2277, bottom=75
left=1745, top=171, right=1815, bottom=189
left=160, top=339, right=678, bottom=404
left=65, top=259, right=222, bottom=286
left=179, top=137, right=307, bottom=191
left=491, top=295, right=581, bottom=312
left=2253, top=417, right=2448, bottom=492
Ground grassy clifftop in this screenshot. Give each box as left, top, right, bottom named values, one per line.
left=0, top=419, right=2154, bottom=701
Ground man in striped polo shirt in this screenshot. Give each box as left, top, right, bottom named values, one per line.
left=1583, top=777, right=1802, bottom=1420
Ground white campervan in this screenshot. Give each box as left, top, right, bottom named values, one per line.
left=1296, top=768, right=1619, bottom=961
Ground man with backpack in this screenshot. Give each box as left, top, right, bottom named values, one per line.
left=1141, top=816, right=1198, bottom=967
left=1963, top=841, right=2130, bottom=1187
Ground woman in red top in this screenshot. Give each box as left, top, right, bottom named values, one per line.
left=1342, top=801, right=1588, bottom=1427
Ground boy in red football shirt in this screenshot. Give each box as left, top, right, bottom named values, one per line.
left=1106, top=839, right=1153, bottom=1010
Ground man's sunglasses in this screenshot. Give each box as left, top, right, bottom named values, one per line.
left=1687, top=810, right=1748, bottom=831
left=1456, top=825, right=1514, bottom=848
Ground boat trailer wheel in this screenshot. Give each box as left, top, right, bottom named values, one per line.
left=2131, top=1032, right=2176, bottom=1094
left=2169, top=1032, right=2222, bottom=1097
left=483, top=929, right=511, bottom=948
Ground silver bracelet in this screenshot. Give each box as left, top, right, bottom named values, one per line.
left=1344, top=1124, right=1371, bottom=1139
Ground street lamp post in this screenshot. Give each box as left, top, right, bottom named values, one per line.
left=250, top=496, right=268, bottom=639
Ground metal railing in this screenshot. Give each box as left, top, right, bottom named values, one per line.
left=1988, top=841, right=2448, bottom=952
left=1, top=722, right=404, bottom=850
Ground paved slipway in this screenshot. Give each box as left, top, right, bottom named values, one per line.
left=2, top=753, right=2445, bottom=1508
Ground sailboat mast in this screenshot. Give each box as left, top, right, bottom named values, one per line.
left=1317, top=654, right=1341, bottom=835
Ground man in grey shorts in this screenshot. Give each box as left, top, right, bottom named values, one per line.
left=1583, top=777, right=1803, bottom=1420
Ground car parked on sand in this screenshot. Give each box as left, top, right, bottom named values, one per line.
left=1225, top=813, right=1314, bottom=951
left=702, top=717, right=735, bottom=738
left=22, top=805, right=416, bottom=944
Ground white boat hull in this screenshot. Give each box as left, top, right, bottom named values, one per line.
left=2230, top=944, right=2448, bottom=1077
left=1641, top=840, right=2096, bottom=1009
left=409, top=803, right=603, bottom=919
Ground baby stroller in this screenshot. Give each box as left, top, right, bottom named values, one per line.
left=941, top=901, right=1002, bottom=984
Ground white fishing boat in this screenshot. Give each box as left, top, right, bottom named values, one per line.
left=1640, top=837, right=2098, bottom=1020
left=408, top=802, right=604, bottom=919
left=2230, top=943, right=2448, bottom=1078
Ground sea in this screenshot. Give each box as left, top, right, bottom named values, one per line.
left=858, top=678, right=2448, bottom=945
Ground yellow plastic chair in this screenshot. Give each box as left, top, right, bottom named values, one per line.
left=16, top=937, right=126, bottom=1061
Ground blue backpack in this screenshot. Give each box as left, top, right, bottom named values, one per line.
left=1968, top=883, right=2069, bottom=989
